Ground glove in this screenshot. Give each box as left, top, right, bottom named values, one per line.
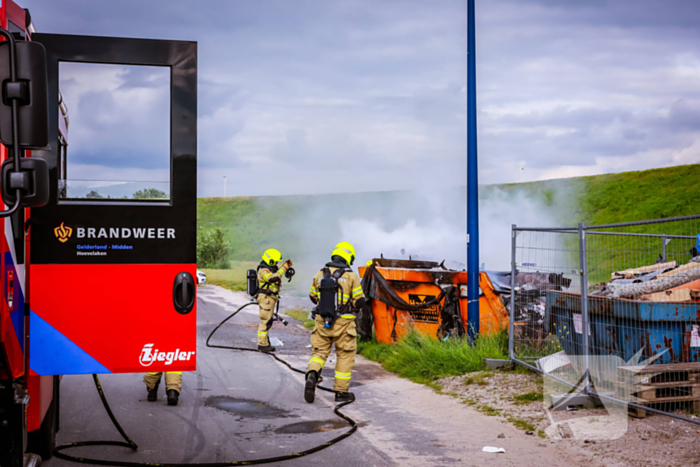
left=282, top=259, right=293, bottom=269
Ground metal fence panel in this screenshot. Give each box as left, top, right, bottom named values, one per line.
left=510, top=214, right=700, bottom=426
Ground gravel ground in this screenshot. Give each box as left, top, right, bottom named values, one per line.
left=438, top=370, right=700, bottom=466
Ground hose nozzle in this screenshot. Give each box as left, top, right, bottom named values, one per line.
left=274, top=312, right=289, bottom=326
left=285, top=267, right=295, bottom=282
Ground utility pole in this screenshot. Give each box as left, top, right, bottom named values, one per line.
left=223, top=175, right=227, bottom=197
left=520, top=167, right=524, bottom=183
left=466, top=0, right=480, bottom=341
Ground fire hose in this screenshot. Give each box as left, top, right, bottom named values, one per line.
left=52, top=301, right=358, bottom=466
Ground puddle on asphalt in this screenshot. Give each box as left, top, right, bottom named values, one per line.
left=204, top=396, right=293, bottom=419
left=274, top=419, right=347, bottom=434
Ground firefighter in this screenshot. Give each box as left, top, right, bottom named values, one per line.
left=304, top=241, right=368, bottom=404
left=257, top=248, right=292, bottom=352
left=144, top=372, right=182, bottom=406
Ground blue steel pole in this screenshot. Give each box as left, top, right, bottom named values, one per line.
left=467, top=0, right=479, bottom=341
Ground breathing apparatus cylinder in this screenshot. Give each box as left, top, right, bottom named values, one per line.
left=318, top=276, right=338, bottom=328
left=246, top=269, right=258, bottom=296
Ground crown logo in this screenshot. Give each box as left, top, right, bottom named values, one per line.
left=54, top=222, right=73, bottom=243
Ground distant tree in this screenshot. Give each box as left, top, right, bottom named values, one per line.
left=132, top=188, right=168, bottom=200
left=197, top=228, right=231, bottom=269
left=86, top=190, right=104, bottom=199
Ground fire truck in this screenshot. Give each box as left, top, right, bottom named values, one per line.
left=0, top=1, right=198, bottom=465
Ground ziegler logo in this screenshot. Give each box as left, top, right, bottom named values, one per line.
left=54, top=222, right=73, bottom=243
left=139, top=343, right=195, bottom=367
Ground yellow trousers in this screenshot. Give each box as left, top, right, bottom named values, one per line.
left=144, top=372, right=182, bottom=393
left=257, top=294, right=277, bottom=346
left=307, top=316, right=357, bottom=392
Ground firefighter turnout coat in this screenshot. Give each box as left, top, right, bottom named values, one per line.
left=256, top=263, right=289, bottom=346
left=307, top=262, right=365, bottom=392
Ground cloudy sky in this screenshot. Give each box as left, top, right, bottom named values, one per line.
left=23, top=0, right=700, bottom=197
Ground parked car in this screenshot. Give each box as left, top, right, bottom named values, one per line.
left=196, top=270, right=207, bottom=284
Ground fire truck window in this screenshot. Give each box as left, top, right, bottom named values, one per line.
left=8, top=22, right=25, bottom=40
left=57, top=62, right=170, bottom=202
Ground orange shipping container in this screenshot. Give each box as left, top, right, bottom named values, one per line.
left=359, top=259, right=509, bottom=344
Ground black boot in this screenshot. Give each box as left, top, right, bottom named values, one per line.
left=258, top=344, right=276, bottom=352
left=304, top=371, right=318, bottom=403
left=147, top=381, right=160, bottom=402
left=167, top=389, right=179, bottom=406
left=335, top=391, right=355, bottom=403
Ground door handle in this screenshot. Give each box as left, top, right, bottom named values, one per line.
left=173, top=272, right=195, bottom=314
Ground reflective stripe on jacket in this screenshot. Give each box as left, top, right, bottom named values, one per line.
left=258, top=265, right=287, bottom=295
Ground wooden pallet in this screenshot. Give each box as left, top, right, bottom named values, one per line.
left=616, top=363, right=700, bottom=418
left=619, top=362, right=700, bottom=374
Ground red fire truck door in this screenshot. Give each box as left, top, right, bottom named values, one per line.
left=28, top=34, right=197, bottom=375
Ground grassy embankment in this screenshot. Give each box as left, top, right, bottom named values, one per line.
left=199, top=261, right=256, bottom=292
left=200, top=164, right=700, bottom=263
left=486, top=164, right=700, bottom=226
left=197, top=164, right=700, bottom=383
left=485, top=164, right=700, bottom=285
left=196, top=196, right=293, bottom=292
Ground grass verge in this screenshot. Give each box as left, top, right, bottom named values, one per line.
left=199, top=261, right=257, bottom=292
left=358, top=328, right=550, bottom=438
left=464, top=372, right=493, bottom=386
left=359, top=328, right=508, bottom=385
left=513, top=391, right=544, bottom=405
left=478, top=404, right=502, bottom=417
left=284, top=309, right=315, bottom=330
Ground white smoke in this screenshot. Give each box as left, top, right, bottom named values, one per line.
left=478, top=188, right=559, bottom=271
left=340, top=217, right=466, bottom=269
left=338, top=187, right=560, bottom=272
left=275, top=185, right=563, bottom=296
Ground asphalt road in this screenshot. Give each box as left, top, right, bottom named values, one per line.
left=44, top=285, right=597, bottom=467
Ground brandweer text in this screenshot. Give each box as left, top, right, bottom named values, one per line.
left=76, top=228, right=176, bottom=239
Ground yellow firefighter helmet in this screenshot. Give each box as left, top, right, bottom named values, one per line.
left=332, top=241, right=356, bottom=266
left=262, top=248, right=283, bottom=266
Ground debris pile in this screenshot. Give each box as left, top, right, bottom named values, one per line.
left=488, top=271, right=572, bottom=326
left=597, top=256, right=700, bottom=301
